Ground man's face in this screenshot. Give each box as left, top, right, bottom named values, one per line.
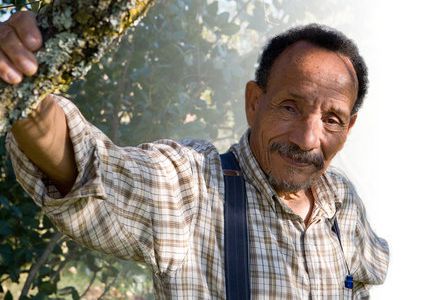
left=246, top=41, right=358, bottom=194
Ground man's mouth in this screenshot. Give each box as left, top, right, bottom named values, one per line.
left=279, top=152, right=313, bottom=168
left=270, top=142, right=325, bottom=170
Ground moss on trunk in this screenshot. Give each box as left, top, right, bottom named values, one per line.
left=0, top=0, right=154, bottom=135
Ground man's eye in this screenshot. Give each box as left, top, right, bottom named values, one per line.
left=283, top=105, right=297, bottom=113
left=324, top=115, right=345, bottom=130
left=326, top=117, right=340, bottom=124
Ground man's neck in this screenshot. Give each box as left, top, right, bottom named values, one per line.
left=278, top=189, right=315, bottom=226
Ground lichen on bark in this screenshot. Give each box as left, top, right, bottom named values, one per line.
left=0, top=0, right=154, bottom=135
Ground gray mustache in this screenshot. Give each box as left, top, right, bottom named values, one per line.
left=270, top=142, right=324, bottom=170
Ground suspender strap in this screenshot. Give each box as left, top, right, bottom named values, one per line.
left=220, top=152, right=251, bottom=300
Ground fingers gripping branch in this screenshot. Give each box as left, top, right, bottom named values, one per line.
left=0, top=0, right=154, bottom=136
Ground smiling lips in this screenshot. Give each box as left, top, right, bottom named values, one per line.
left=279, top=152, right=314, bottom=168
left=270, top=142, right=324, bottom=170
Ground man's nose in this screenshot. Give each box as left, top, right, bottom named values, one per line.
left=288, top=117, right=321, bottom=151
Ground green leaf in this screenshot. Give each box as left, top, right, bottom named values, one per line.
left=71, top=288, right=80, bottom=300
left=104, top=265, right=119, bottom=277
left=38, top=281, right=57, bottom=294
left=10, top=205, right=22, bottom=218
left=0, top=244, right=13, bottom=266
left=33, top=292, right=49, bottom=300
left=0, top=220, right=12, bottom=236
left=4, top=290, right=13, bottom=300
left=9, top=268, right=19, bottom=282
left=221, top=23, right=240, bottom=35
left=207, top=1, right=218, bottom=16
left=39, top=265, right=52, bottom=277
left=31, top=1, right=41, bottom=13
left=13, top=0, right=27, bottom=11
left=58, top=285, right=79, bottom=299
left=0, top=195, right=10, bottom=209
left=217, top=12, right=229, bottom=24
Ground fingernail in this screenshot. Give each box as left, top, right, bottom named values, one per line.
left=23, top=61, right=37, bottom=75
left=27, top=36, right=41, bottom=50
left=6, top=71, right=22, bottom=84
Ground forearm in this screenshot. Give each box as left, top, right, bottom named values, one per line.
left=7, top=95, right=208, bottom=272
left=11, top=95, right=77, bottom=195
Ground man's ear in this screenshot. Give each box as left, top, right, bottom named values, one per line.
left=347, top=114, right=358, bottom=133
left=245, top=80, right=263, bottom=128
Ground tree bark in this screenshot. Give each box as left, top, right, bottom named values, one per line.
left=0, top=0, right=154, bottom=135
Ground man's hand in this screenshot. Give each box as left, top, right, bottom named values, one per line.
left=0, top=11, right=42, bottom=84
left=1, top=12, right=77, bottom=195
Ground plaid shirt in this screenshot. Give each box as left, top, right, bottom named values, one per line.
left=7, top=95, right=389, bottom=299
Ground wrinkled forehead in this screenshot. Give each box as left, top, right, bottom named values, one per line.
left=267, top=41, right=358, bottom=94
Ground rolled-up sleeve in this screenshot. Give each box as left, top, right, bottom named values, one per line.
left=6, top=95, right=214, bottom=275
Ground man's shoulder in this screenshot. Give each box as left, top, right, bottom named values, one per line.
left=325, top=166, right=353, bottom=186
left=137, top=138, right=220, bottom=165
left=324, top=166, right=361, bottom=205
left=177, top=138, right=219, bottom=155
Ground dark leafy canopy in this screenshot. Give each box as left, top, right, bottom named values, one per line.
left=0, top=0, right=363, bottom=298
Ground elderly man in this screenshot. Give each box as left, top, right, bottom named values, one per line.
left=1, top=11, right=388, bottom=299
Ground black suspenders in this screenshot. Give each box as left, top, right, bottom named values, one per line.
left=220, top=151, right=352, bottom=299
left=220, top=152, right=251, bottom=300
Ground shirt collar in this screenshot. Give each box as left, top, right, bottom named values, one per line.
left=311, top=168, right=344, bottom=219
left=230, top=129, right=344, bottom=219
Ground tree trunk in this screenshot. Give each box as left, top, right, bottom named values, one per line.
left=0, top=0, right=155, bottom=135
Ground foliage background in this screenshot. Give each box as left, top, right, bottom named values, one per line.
left=0, top=0, right=364, bottom=299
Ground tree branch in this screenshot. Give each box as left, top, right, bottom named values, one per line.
left=20, top=232, right=63, bottom=297
left=0, top=0, right=155, bottom=136
left=97, top=271, right=120, bottom=300
left=80, top=270, right=99, bottom=298
left=0, top=269, right=30, bottom=283
left=50, top=247, right=80, bottom=283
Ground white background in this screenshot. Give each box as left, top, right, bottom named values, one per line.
left=333, top=0, right=428, bottom=298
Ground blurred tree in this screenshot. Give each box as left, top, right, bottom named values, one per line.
left=0, top=0, right=361, bottom=298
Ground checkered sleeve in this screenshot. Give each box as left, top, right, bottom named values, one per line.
left=6, top=95, right=214, bottom=276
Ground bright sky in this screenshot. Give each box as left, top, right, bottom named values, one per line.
left=332, top=1, right=428, bottom=298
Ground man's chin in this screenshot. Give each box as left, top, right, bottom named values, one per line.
left=267, top=171, right=320, bottom=194
left=269, top=178, right=311, bottom=193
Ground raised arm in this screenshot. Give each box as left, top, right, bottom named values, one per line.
left=2, top=12, right=213, bottom=274
left=1, top=12, right=77, bottom=194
